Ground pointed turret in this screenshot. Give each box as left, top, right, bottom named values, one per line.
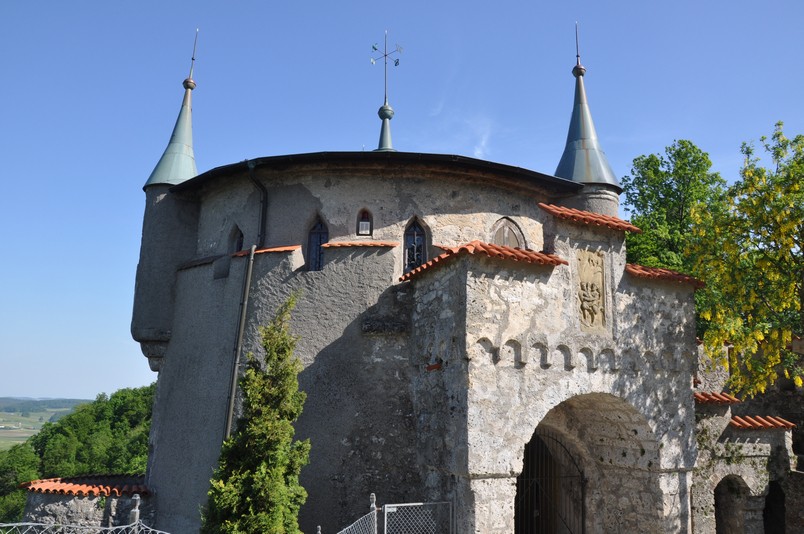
left=133, top=34, right=202, bottom=372
left=554, top=49, right=619, bottom=190
left=144, top=61, right=198, bottom=187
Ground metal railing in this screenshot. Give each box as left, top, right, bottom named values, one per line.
left=0, top=521, right=169, bottom=534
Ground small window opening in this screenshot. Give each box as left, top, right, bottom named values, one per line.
left=491, top=218, right=525, bottom=248
left=357, top=210, right=373, bottom=236
left=229, top=226, right=245, bottom=254
left=404, top=220, right=427, bottom=273
left=308, top=218, right=329, bottom=271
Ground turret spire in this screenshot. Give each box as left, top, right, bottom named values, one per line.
left=371, top=31, right=402, bottom=152
left=554, top=24, right=620, bottom=190
left=144, top=30, right=199, bottom=188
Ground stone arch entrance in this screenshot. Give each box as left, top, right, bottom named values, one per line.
left=714, top=475, right=749, bottom=532
left=515, top=427, right=585, bottom=533
left=515, top=393, right=663, bottom=533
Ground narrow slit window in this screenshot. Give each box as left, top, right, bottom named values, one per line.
left=308, top=218, right=329, bottom=271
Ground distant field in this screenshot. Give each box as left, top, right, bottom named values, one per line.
left=0, top=398, right=89, bottom=451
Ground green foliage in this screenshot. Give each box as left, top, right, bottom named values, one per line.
left=622, top=139, right=726, bottom=272
left=0, top=384, right=155, bottom=522
left=690, top=122, right=804, bottom=395
left=0, top=443, right=39, bottom=522
left=202, top=295, right=310, bottom=534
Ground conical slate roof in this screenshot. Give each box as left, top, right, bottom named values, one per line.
left=144, top=76, right=198, bottom=188
left=554, top=56, right=620, bottom=190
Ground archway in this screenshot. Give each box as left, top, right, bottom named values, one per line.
left=515, top=427, right=584, bottom=533
left=514, top=393, right=663, bottom=533
left=714, top=475, right=748, bottom=533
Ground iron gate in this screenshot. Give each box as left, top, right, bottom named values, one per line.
left=515, top=428, right=585, bottom=533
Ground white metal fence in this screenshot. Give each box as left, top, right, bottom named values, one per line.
left=0, top=522, right=169, bottom=534
left=329, top=494, right=453, bottom=534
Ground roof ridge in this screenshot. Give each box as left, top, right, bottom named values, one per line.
left=400, top=239, right=567, bottom=282
left=625, top=263, right=704, bottom=289
left=538, top=203, right=640, bottom=233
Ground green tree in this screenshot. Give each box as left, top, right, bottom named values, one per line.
left=622, top=139, right=726, bottom=271
left=202, top=296, right=310, bottom=534
left=690, top=123, right=804, bottom=395
left=0, top=384, right=156, bottom=522
left=0, top=443, right=39, bottom=522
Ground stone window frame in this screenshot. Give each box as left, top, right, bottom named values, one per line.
left=490, top=217, right=527, bottom=249
left=403, top=217, right=429, bottom=273
left=357, top=209, right=373, bottom=236
left=307, top=216, right=329, bottom=271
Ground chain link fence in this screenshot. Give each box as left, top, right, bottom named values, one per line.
left=329, top=494, right=453, bottom=534
left=0, top=521, right=169, bottom=534
left=383, top=502, right=452, bottom=534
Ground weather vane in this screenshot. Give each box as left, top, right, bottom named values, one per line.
left=371, top=31, right=402, bottom=105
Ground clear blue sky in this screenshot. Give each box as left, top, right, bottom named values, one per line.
left=1, top=1, right=802, bottom=398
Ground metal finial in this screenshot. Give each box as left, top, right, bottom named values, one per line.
left=184, top=29, right=199, bottom=90
left=572, top=22, right=586, bottom=78
left=371, top=30, right=402, bottom=105
left=371, top=31, right=402, bottom=151
left=189, top=28, right=199, bottom=78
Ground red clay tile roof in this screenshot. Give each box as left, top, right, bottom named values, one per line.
left=730, top=415, right=796, bottom=430
left=625, top=264, right=705, bottom=289
left=538, top=203, right=641, bottom=233
left=232, top=245, right=301, bottom=257
left=22, top=475, right=150, bottom=497
left=400, top=240, right=567, bottom=282
left=694, top=392, right=741, bottom=404
left=321, top=241, right=399, bottom=248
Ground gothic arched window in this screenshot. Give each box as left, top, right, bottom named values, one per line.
left=357, top=209, right=373, bottom=236
left=491, top=218, right=525, bottom=249
left=404, top=220, right=427, bottom=273
left=307, top=218, right=329, bottom=271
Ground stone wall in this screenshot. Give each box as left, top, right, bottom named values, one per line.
left=23, top=494, right=153, bottom=528
left=406, top=222, right=697, bottom=532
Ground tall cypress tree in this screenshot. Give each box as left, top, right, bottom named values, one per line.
left=202, top=296, right=310, bottom=533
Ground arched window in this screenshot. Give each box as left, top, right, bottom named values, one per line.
left=357, top=209, right=373, bottom=236
left=307, top=218, right=328, bottom=271
left=404, top=220, right=427, bottom=273
left=491, top=218, right=525, bottom=248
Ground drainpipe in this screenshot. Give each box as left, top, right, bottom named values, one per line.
left=247, top=159, right=268, bottom=248
left=224, top=244, right=257, bottom=439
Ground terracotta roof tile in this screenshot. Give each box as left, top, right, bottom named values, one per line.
left=694, top=392, right=740, bottom=404
left=22, top=475, right=150, bottom=497
left=232, top=245, right=301, bottom=257
left=400, top=240, right=567, bottom=282
left=730, top=415, right=796, bottom=430
left=625, top=264, right=705, bottom=289
left=321, top=241, right=399, bottom=248
left=538, top=203, right=641, bottom=233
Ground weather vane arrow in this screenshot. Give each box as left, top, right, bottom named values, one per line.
left=371, top=30, right=402, bottom=105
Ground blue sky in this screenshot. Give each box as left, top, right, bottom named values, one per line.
left=1, top=1, right=802, bottom=398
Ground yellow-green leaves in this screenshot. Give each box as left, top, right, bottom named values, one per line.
left=690, top=123, right=803, bottom=395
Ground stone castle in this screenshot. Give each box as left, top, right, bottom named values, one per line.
left=112, top=43, right=800, bottom=534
